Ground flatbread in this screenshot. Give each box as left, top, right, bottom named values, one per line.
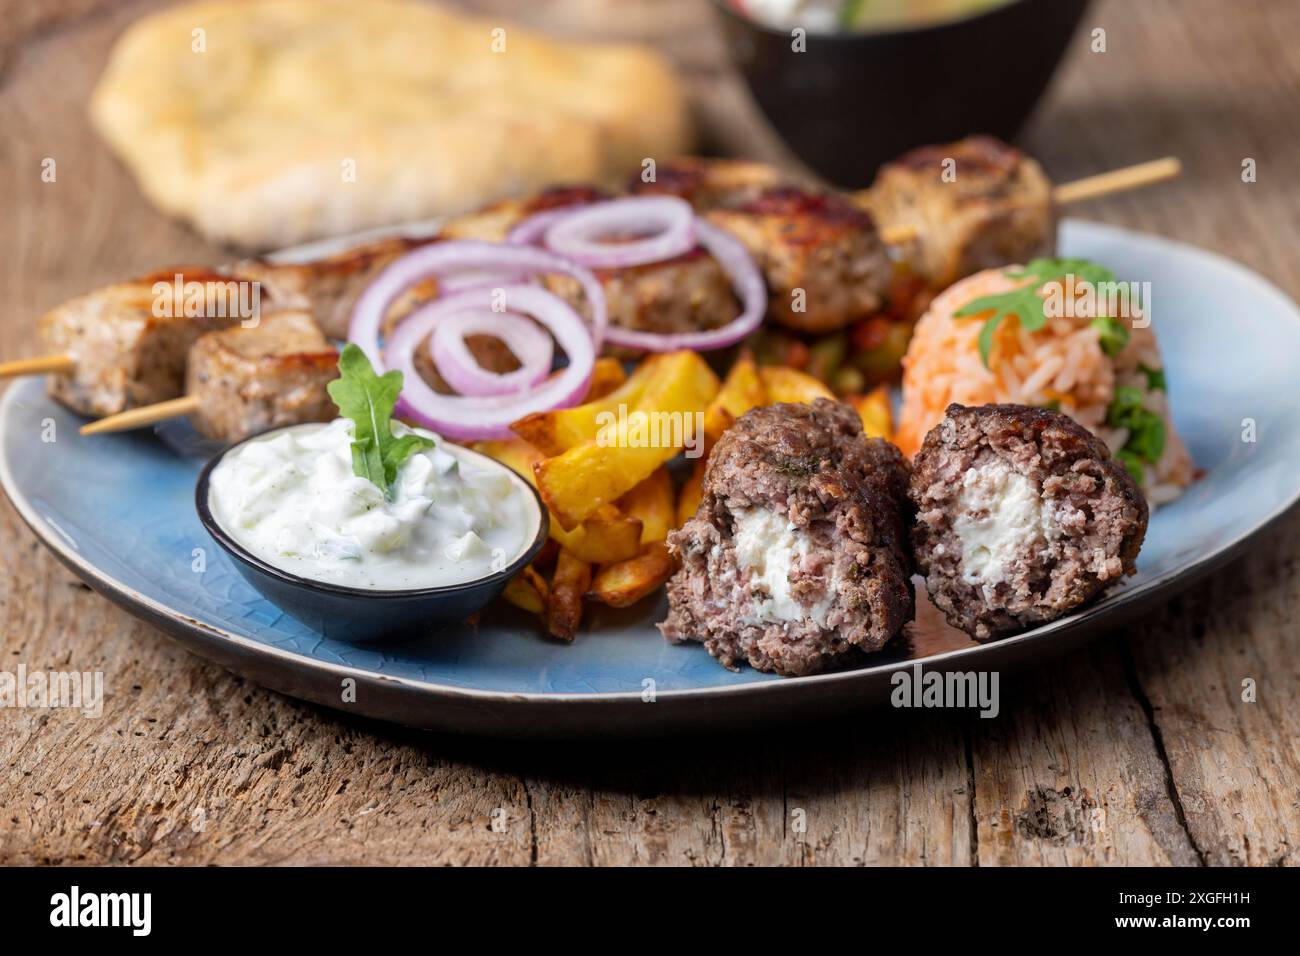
left=90, top=0, right=692, bottom=250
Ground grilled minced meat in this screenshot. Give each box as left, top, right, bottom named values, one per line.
left=662, top=399, right=914, bottom=676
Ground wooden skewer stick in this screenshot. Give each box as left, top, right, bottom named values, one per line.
left=1051, top=156, right=1182, bottom=206
left=878, top=156, right=1182, bottom=246
left=79, top=395, right=200, bottom=436
left=0, top=354, right=75, bottom=379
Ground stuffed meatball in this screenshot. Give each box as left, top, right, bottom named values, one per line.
left=910, top=403, right=1148, bottom=641
left=661, top=399, right=914, bottom=676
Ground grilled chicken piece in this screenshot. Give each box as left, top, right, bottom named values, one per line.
left=705, top=187, right=891, bottom=334
left=859, top=135, right=1055, bottom=290
left=237, top=236, right=433, bottom=340
left=37, top=268, right=255, bottom=417
left=186, top=311, right=338, bottom=443
left=626, top=156, right=784, bottom=211
left=440, top=185, right=610, bottom=242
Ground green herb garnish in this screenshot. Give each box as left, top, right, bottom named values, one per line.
left=1140, top=364, right=1167, bottom=392
left=1091, top=316, right=1130, bottom=357
left=954, top=257, right=1118, bottom=367
left=1114, top=448, right=1146, bottom=485
left=1106, top=385, right=1166, bottom=483
left=326, top=344, right=434, bottom=498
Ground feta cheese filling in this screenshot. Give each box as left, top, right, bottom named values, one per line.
left=954, top=461, right=1057, bottom=586
left=731, top=508, right=836, bottom=626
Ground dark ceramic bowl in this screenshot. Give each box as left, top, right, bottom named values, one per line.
left=196, top=432, right=548, bottom=644
left=713, top=0, right=1089, bottom=186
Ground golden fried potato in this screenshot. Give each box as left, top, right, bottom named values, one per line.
left=547, top=549, right=592, bottom=642
left=534, top=351, right=719, bottom=530
left=585, top=356, right=628, bottom=402
left=588, top=542, right=676, bottom=608
left=474, top=437, right=643, bottom=562
left=617, top=467, right=675, bottom=544
left=511, top=355, right=659, bottom=455
left=758, top=366, right=836, bottom=405
left=703, top=351, right=765, bottom=451
left=503, top=565, right=549, bottom=617
left=676, top=457, right=706, bottom=528
left=845, top=384, right=894, bottom=440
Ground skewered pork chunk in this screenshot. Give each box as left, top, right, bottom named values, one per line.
left=37, top=268, right=255, bottom=417
left=860, top=135, right=1055, bottom=290
left=186, top=311, right=338, bottom=443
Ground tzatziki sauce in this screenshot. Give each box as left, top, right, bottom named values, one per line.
left=208, top=419, right=537, bottom=590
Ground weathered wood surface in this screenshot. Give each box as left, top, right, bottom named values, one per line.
left=0, top=0, right=1296, bottom=866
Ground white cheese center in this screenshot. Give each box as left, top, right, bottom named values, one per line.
left=731, top=508, right=835, bottom=626
left=954, top=462, right=1056, bottom=586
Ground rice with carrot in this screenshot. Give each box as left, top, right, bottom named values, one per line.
left=895, top=262, right=1193, bottom=506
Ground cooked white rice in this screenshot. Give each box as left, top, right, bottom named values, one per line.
left=895, top=266, right=1193, bottom=505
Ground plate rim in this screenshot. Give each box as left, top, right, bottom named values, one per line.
left=3, top=218, right=1299, bottom=712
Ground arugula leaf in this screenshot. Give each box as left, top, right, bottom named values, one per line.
left=955, top=258, right=1118, bottom=367
left=326, top=344, right=434, bottom=498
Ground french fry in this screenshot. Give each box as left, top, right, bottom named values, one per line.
left=561, top=506, right=643, bottom=563
left=532, top=538, right=560, bottom=572
left=616, top=467, right=675, bottom=544
left=703, top=351, right=765, bottom=451
left=474, top=437, right=643, bottom=562
left=510, top=353, right=663, bottom=455
left=587, top=541, right=676, bottom=608
left=502, top=565, right=549, bottom=617
left=845, top=384, right=894, bottom=440
left=547, top=549, right=591, bottom=642
left=758, top=366, right=836, bottom=405
left=584, top=356, right=628, bottom=402
left=676, top=457, right=706, bottom=528
left=534, top=351, right=719, bottom=530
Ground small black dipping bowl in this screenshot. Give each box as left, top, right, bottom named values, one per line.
left=713, top=0, right=1090, bottom=187
left=196, top=430, right=549, bottom=644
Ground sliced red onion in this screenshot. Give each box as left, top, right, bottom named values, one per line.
left=348, top=240, right=607, bottom=364
left=430, top=310, right=553, bottom=397
left=437, top=269, right=535, bottom=295
left=506, top=207, right=577, bottom=247
left=601, top=221, right=767, bottom=352
left=540, top=197, right=697, bottom=269
left=385, top=285, right=594, bottom=441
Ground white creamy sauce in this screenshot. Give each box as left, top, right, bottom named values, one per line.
left=208, top=419, right=536, bottom=591
left=731, top=508, right=836, bottom=626
left=953, top=462, right=1056, bottom=586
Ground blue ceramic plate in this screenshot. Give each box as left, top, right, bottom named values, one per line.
left=3, top=220, right=1298, bottom=738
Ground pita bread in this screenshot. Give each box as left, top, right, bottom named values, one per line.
left=90, top=0, right=692, bottom=250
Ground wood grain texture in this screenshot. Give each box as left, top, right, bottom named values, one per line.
left=0, top=0, right=1296, bottom=866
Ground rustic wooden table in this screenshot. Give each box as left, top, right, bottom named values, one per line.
left=1, top=0, right=1296, bottom=866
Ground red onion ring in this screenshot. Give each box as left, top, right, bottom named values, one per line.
left=437, top=270, right=535, bottom=295
left=506, top=207, right=576, bottom=247
left=600, top=221, right=768, bottom=352
left=429, top=310, right=553, bottom=397
left=385, top=285, right=594, bottom=441
left=348, top=240, right=607, bottom=365
left=538, top=197, right=697, bottom=269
